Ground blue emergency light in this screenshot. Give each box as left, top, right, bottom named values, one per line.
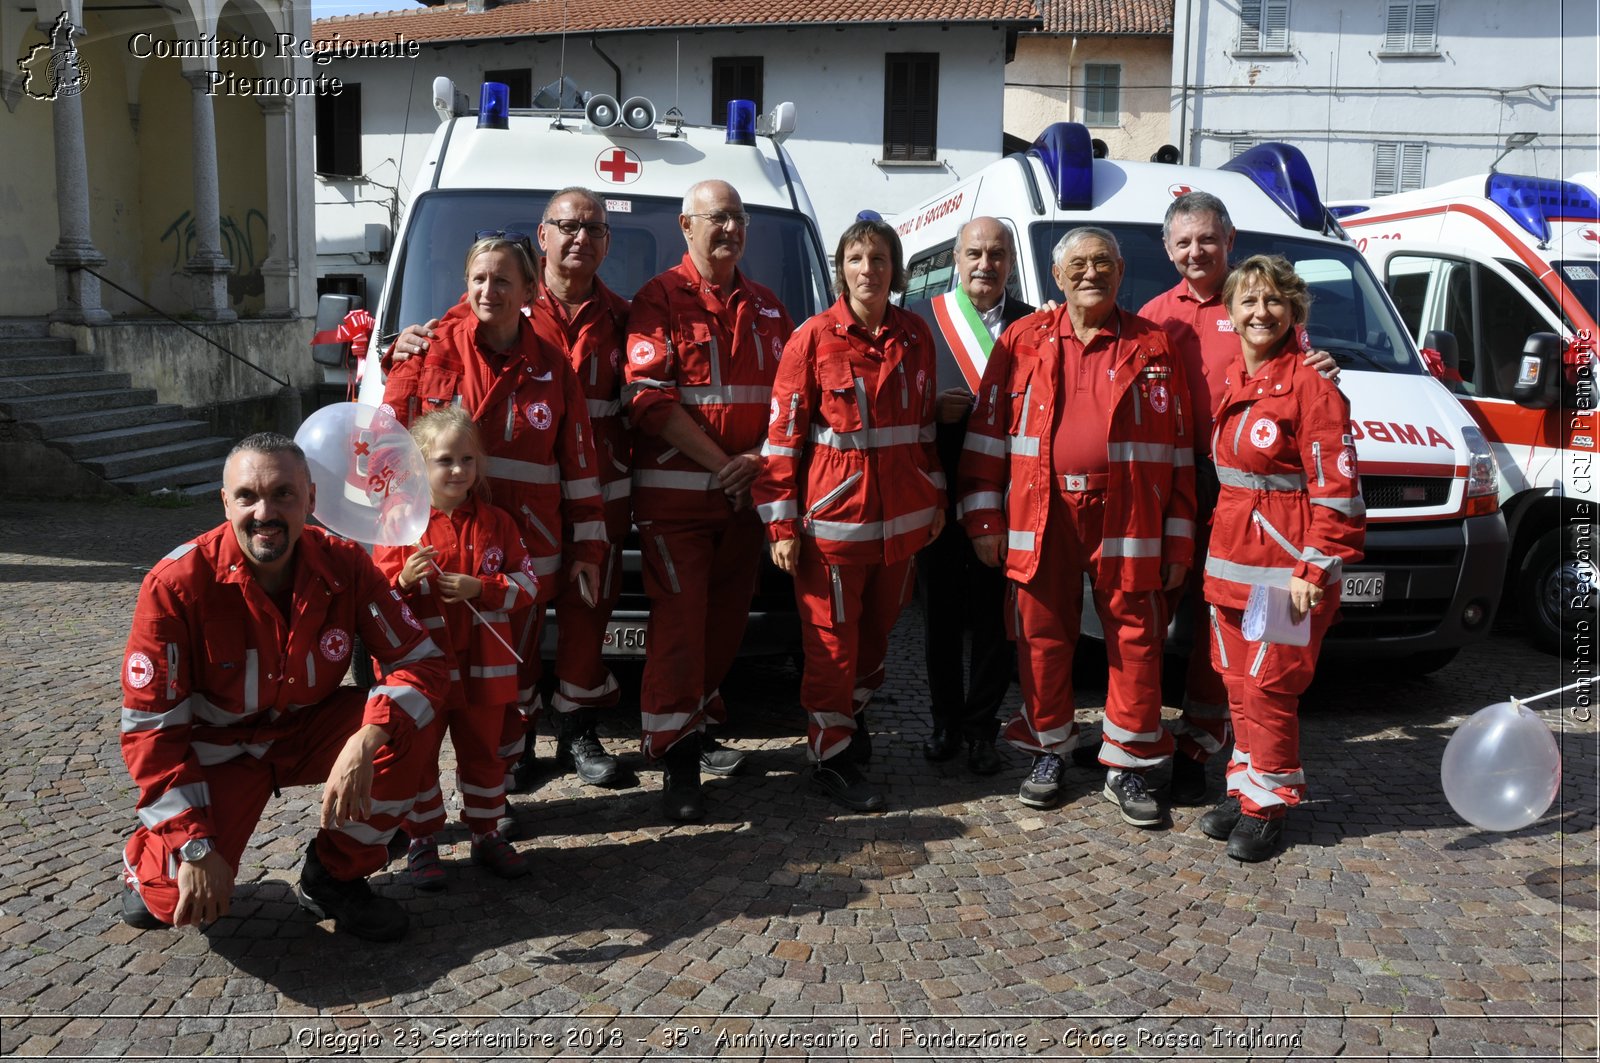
left=478, top=82, right=509, bottom=130
left=1327, top=204, right=1369, bottom=219
left=1485, top=174, right=1600, bottom=243
left=1028, top=123, right=1095, bottom=211
left=726, top=99, right=756, bottom=146
left=1220, top=144, right=1327, bottom=231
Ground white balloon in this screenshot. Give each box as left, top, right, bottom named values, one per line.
left=294, top=403, right=429, bottom=547
left=1440, top=700, right=1561, bottom=832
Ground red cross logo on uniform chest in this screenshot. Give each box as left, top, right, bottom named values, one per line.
left=596, top=148, right=641, bottom=184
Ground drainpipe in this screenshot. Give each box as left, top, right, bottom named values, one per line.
left=1178, top=0, right=1194, bottom=162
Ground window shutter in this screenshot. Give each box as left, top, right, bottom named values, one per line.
left=1239, top=0, right=1262, bottom=50
left=1374, top=143, right=1399, bottom=195
left=1231, top=139, right=1257, bottom=158
left=1262, top=0, right=1290, bottom=50
left=1412, top=0, right=1438, bottom=51
left=1383, top=1, right=1410, bottom=51
left=1399, top=143, right=1426, bottom=191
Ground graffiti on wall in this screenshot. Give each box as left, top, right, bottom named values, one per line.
left=159, top=208, right=268, bottom=304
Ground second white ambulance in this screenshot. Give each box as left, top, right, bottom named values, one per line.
left=893, top=124, right=1509, bottom=673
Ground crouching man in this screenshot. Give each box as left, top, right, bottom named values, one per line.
left=118, top=433, right=449, bottom=942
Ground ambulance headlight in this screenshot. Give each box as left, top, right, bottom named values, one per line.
left=1459, top=425, right=1499, bottom=498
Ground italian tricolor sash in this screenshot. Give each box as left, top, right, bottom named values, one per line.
left=929, top=288, right=993, bottom=391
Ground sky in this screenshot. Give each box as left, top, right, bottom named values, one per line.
left=310, top=0, right=424, bottom=19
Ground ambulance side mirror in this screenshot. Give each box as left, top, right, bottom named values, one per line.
left=1511, top=332, right=1564, bottom=410
left=1423, top=330, right=1459, bottom=374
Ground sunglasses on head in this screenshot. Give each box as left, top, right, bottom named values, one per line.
left=474, top=229, right=535, bottom=254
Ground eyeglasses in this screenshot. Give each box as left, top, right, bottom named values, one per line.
left=686, top=211, right=752, bottom=229
left=1063, top=256, right=1119, bottom=278
left=543, top=219, right=611, bottom=239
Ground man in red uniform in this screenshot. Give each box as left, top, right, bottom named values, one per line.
left=524, top=187, right=633, bottom=789
left=624, top=179, right=795, bottom=821
left=960, top=228, right=1196, bottom=827
left=1137, top=192, right=1337, bottom=803
left=906, top=217, right=1031, bottom=775
left=119, top=434, right=449, bottom=941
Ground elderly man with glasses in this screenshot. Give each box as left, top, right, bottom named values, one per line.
left=622, top=179, right=795, bottom=821
left=958, top=226, right=1196, bottom=828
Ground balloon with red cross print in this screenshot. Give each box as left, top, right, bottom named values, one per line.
left=295, top=402, right=429, bottom=547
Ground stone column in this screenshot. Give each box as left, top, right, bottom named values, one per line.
left=181, top=68, right=236, bottom=322
left=44, top=14, right=110, bottom=325
left=256, top=95, right=296, bottom=318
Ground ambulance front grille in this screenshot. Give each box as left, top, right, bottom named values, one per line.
left=1360, top=475, right=1451, bottom=510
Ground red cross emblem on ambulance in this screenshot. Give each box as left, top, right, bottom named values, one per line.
left=596, top=147, right=642, bottom=185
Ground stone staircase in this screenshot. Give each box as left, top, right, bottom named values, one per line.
left=0, top=320, right=233, bottom=496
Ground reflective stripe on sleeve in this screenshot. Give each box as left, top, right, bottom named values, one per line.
left=756, top=499, right=800, bottom=522
left=1205, top=556, right=1295, bottom=588
left=1164, top=518, right=1195, bottom=539
left=370, top=684, right=436, bottom=729
left=1007, top=435, right=1040, bottom=457
left=678, top=384, right=773, bottom=406
left=562, top=476, right=602, bottom=500
left=761, top=441, right=801, bottom=459
left=570, top=520, right=607, bottom=542
left=1101, top=537, right=1163, bottom=558
left=957, top=491, right=1004, bottom=518
left=634, top=469, right=720, bottom=492
left=1312, top=495, right=1366, bottom=517
left=962, top=433, right=1006, bottom=458
left=587, top=398, right=622, bottom=418
left=492, top=457, right=561, bottom=484
left=1214, top=465, right=1306, bottom=491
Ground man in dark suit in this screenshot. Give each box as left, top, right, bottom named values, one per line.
left=908, top=217, right=1032, bottom=774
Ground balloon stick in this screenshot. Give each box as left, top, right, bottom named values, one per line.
left=1518, top=675, right=1600, bottom=706
left=427, top=559, right=525, bottom=664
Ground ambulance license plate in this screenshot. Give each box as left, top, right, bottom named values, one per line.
left=603, top=620, right=649, bottom=655
left=1343, top=572, right=1385, bottom=605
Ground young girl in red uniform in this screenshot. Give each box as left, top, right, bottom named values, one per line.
left=374, top=407, right=539, bottom=887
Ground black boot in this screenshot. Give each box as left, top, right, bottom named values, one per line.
left=661, top=734, right=705, bottom=822
left=556, top=710, right=621, bottom=786
left=1168, top=751, right=1208, bottom=805
left=851, top=709, right=873, bottom=766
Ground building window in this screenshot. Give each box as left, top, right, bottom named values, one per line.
left=315, top=84, right=361, bottom=178
left=1230, top=139, right=1258, bottom=158
left=711, top=57, right=763, bottom=125
left=1238, top=0, right=1290, bottom=53
left=1374, top=142, right=1427, bottom=194
left=883, top=53, right=938, bottom=162
left=1083, top=64, right=1121, bottom=125
left=485, top=68, right=532, bottom=108
left=1381, top=0, right=1439, bottom=54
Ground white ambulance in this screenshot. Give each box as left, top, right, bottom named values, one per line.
left=892, top=124, right=1509, bottom=672
left=316, top=79, right=833, bottom=660
left=1331, top=173, right=1598, bottom=652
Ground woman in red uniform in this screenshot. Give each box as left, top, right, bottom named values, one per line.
left=753, top=218, right=945, bottom=812
left=1199, top=255, right=1365, bottom=861
left=382, top=234, right=604, bottom=828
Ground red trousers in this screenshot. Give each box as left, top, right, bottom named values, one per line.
left=122, top=688, right=421, bottom=924
left=1003, top=491, right=1173, bottom=767
left=1210, top=601, right=1335, bottom=815
left=504, top=611, right=547, bottom=787
left=405, top=700, right=509, bottom=838
left=794, top=543, right=914, bottom=762
left=551, top=497, right=632, bottom=716
left=637, top=510, right=765, bottom=758
left=1167, top=517, right=1231, bottom=762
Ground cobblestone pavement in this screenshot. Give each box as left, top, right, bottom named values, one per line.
left=0, top=498, right=1595, bottom=1061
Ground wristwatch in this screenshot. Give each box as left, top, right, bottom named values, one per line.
left=178, top=837, right=214, bottom=863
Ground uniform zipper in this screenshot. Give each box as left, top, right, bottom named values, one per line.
left=165, top=643, right=179, bottom=701
left=805, top=471, right=863, bottom=522
left=786, top=392, right=800, bottom=437
left=368, top=602, right=401, bottom=648
left=504, top=396, right=516, bottom=442
left=830, top=564, right=845, bottom=623
left=654, top=535, right=682, bottom=595
left=576, top=422, right=588, bottom=469
left=987, top=384, right=999, bottom=427
left=1312, top=442, right=1324, bottom=486
left=752, top=324, right=765, bottom=372
left=520, top=504, right=557, bottom=548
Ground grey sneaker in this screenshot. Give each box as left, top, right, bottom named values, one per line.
left=699, top=732, right=747, bottom=777
left=1018, top=753, right=1065, bottom=808
left=1104, top=771, right=1163, bottom=828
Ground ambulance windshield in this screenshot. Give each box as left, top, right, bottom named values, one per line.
left=382, top=191, right=830, bottom=339
left=1029, top=223, right=1426, bottom=375
left=1553, top=261, right=1600, bottom=322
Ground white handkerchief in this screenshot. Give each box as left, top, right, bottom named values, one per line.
left=1242, top=583, right=1310, bottom=646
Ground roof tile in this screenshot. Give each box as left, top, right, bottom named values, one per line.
left=314, top=0, right=1041, bottom=44
left=1037, top=0, right=1172, bottom=36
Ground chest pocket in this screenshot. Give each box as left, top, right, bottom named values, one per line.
left=1007, top=358, right=1037, bottom=437
left=198, top=623, right=251, bottom=718
left=816, top=356, right=864, bottom=433
left=414, top=363, right=462, bottom=416
left=672, top=321, right=717, bottom=387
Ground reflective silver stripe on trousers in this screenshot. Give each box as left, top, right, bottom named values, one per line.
left=1165, top=518, right=1195, bottom=539
left=138, top=781, right=211, bottom=829
left=469, top=664, right=520, bottom=679
left=492, top=457, right=561, bottom=484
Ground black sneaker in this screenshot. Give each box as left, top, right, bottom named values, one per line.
left=556, top=713, right=622, bottom=786
left=1168, top=752, right=1208, bottom=805
left=1018, top=753, right=1065, bottom=809
left=699, top=732, right=747, bottom=777
left=1104, top=771, right=1163, bottom=828
left=296, top=840, right=409, bottom=942
left=661, top=737, right=705, bottom=822
left=811, top=759, right=885, bottom=813
left=1197, top=795, right=1243, bottom=840
left=966, top=738, right=1003, bottom=776
left=120, top=884, right=167, bottom=930
left=1227, top=812, right=1285, bottom=862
